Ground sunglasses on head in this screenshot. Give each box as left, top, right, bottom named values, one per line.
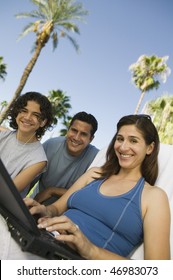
left=136, top=114, right=152, bottom=121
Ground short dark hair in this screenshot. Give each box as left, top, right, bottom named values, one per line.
left=69, top=111, right=98, bottom=137
left=8, top=91, right=54, bottom=139
left=100, top=114, right=160, bottom=185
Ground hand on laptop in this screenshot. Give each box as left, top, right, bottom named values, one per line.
left=37, top=215, right=96, bottom=259
left=23, top=199, right=107, bottom=260
left=24, top=197, right=48, bottom=217
left=24, top=197, right=59, bottom=218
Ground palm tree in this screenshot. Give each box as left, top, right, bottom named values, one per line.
left=60, top=115, right=72, bottom=136
left=0, top=56, right=7, bottom=117
left=129, top=55, right=171, bottom=114
left=0, top=56, right=7, bottom=81
left=47, top=89, right=72, bottom=125
left=0, top=0, right=88, bottom=124
left=0, top=101, right=8, bottom=115
left=143, top=94, right=173, bottom=144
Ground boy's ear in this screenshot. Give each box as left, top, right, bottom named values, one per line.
left=40, top=119, right=47, bottom=127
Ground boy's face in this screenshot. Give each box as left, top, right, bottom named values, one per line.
left=16, top=100, right=44, bottom=134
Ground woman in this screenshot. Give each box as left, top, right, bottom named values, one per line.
left=26, top=114, right=171, bottom=260
left=3, top=114, right=170, bottom=260
left=0, top=91, right=53, bottom=197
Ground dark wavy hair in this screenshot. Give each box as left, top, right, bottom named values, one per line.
left=8, top=91, right=54, bottom=139
left=99, top=114, right=160, bottom=185
left=69, top=111, right=98, bottom=137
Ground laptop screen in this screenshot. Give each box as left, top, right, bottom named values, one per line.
left=0, top=158, right=39, bottom=235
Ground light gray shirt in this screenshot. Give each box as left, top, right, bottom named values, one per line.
left=0, top=130, right=47, bottom=197
left=31, top=136, right=99, bottom=199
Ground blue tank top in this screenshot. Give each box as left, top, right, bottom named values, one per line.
left=65, top=177, right=144, bottom=257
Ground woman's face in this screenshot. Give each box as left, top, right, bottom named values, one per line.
left=114, top=124, right=154, bottom=170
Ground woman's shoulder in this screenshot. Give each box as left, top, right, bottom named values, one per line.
left=144, top=182, right=169, bottom=204
left=142, top=182, right=170, bottom=221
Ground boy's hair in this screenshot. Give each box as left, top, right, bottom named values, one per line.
left=8, top=91, right=54, bottom=139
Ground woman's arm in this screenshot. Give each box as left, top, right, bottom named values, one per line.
left=143, top=187, right=171, bottom=260
left=13, top=161, right=46, bottom=192
left=51, top=167, right=101, bottom=215
left=25, top=167, right=101, bottom=218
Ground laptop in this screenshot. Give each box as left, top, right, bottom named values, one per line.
left=0, top=158, right=84, bottom=260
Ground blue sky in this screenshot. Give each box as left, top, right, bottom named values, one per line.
left=1, top=0, right=173, bottom=149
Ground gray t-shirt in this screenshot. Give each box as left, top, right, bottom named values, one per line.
left=32, top=136, right=99, bottom=197
left=0, top=130, right=47, bottom=197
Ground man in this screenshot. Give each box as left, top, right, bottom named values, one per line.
left=30, top=111, right=99, bottom=204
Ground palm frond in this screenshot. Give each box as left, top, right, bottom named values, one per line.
left=17, top=22, right=41, bottom=41
left=58, top=22, right=80, bottom=33
left=52, top=31, right=58, bottom=49
left=65, top=33, right=79, bottom=51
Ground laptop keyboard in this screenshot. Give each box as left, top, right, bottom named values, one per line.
left=40, top=229, right=60, bottom=244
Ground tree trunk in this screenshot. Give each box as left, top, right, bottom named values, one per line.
left=0, top=42, right=43, bottom=124
left=134, top=91, right=146, bottom=114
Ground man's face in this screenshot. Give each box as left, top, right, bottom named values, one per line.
left=66, top=120, right=94, bottom=156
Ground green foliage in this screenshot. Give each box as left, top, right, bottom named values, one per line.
left=0, top=56, right=7, bottom=80
left=129, top=55, right=170, bottom=92
left=0, top=56, right=7, bottom=114
left=16, top=0, right=88, bottom=52
left=143, top=94, right=173, bottom=144
left=0, top=101, right=7, bottom=114
left=46, top=89, right=72, bottom=127
left=59, top=115, right=72, bottom=136
left=129, top=55, right=171, bottom=113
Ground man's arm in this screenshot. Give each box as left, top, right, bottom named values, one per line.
left=34, top=187, right=67, bottom=203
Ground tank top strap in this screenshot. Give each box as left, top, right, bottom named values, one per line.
left=128, top=176, right=145, bottom=198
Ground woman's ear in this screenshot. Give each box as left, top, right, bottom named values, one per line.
left=146, top=142, right=155, bottom=155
